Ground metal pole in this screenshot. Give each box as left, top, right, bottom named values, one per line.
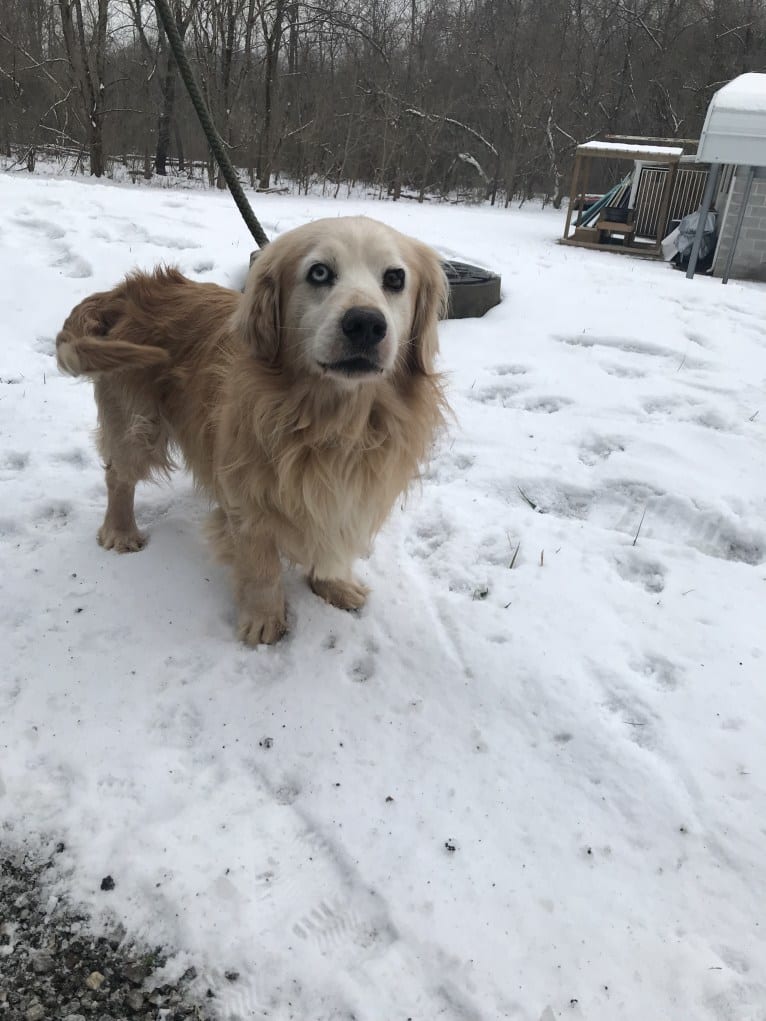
left=722, top=165, right=755, bottom=285
left=686, top=163, right=721, bottom=280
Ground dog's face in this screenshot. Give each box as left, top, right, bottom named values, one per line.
left=236, top=217, right=447, bottom=384
left=284, top=221, right=418, bottom=382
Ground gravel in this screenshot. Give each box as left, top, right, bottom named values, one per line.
left=0, top=846, right=215, bottom=1021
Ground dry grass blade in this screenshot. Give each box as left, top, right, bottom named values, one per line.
left=632, top=505, right=648, bottom=547
left=518, top=486, right=537, bottom=511
left=509, top=541, right=521, bottom=569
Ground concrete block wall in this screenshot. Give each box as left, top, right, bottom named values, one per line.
left=713, top=167, right=766, bottom=281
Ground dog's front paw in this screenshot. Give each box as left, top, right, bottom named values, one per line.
left=98, top=525, right=147, bottom=553
left=238, top=608, right=288, bottom=646
left=310, top=576, right=369, bottom=611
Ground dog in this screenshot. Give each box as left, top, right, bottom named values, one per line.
left=56, top=216, right=449, bottom=644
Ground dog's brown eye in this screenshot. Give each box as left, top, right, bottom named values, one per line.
left=307, top=263, right=334, bottom=286
left=383, top=268, right=405, bottom=292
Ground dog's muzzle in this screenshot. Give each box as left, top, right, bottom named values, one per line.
left=341, top=307, right=387, bottom=349
left=321, top=306, right=388, bottom=377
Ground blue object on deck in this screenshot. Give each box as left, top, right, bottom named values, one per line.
left=579, top=174, right=633, bottom=226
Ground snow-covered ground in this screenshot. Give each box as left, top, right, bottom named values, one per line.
left=1, top=170, right=765, bottom=1021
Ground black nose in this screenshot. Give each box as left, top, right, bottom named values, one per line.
left=341, top=307, right=387, bottom=348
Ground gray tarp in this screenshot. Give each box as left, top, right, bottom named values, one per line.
left=662, top=210, right=718, bottom=263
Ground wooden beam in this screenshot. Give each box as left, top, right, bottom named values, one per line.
left=558, top=238, right=663, bottom=260
left=577, top=157, right=591, bottom=228
left=563, top=154, right=582, bottom=240
left=605, top=133, right=699, bottom=148
left=576, top=142, right=682, bottom=163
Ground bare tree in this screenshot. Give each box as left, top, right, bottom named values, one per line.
left=2, top=0, right=765, bottom=199
left=127, top=0, right=197, bottom=174
left=58, top=0, right=109, bottom=176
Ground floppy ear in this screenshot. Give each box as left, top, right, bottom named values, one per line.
left=231, top=250, right=281, bottom=364
left=408, top=242, right=449, bottom=376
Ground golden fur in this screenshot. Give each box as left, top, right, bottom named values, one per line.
left=56, top=216, right=449, bottom=644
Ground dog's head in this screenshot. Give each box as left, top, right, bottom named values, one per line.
left=234, top=217, right=447, bottom=384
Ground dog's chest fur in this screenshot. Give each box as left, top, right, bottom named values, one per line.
left=211, top=366, right=437, bottom=569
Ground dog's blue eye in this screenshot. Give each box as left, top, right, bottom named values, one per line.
left=383, top=268, right=405, bottom=292
left=307, top=263, right=334, bottom=285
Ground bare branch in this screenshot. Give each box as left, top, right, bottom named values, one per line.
left=615, top=2, right=664, bottom=52
left=404, top=108, right=498, bottom=157
left=0, top=30, right=66, bottom=92
left=716, top=22, right=753, bottom=41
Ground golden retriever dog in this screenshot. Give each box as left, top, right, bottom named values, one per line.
left=56, top=217, right=449, bottom=645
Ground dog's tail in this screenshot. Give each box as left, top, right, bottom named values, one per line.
left=56, top=333, right=170, bottom=376
left=56, top=292, right=170, bottom=377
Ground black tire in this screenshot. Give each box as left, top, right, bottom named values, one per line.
left=443, top=261, right=502, bottom=319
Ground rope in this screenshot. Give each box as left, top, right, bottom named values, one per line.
left=154, top=0, right=270, bottom=248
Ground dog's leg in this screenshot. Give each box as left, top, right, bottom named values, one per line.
left=235, top=535, right=287, bottom=645
left=211, top=521, right=284, bottom=647
left=94, top=377, right=171, bottom=553
left=309, top=561, right=369, bottom=611
left=208, top=508, right=287, bottom=645
left=98, top=464, right=146, bottom=553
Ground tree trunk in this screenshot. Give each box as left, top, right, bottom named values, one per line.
left=258, top=45, right=277, bottom=190
left=88, top=120, right=105, bottom=177
left=58, top=0, right=108, bottom=178
left=173, top=119, right=184, bottom=172
left=257, top=2, right=286, bottom=191
left=155, top=54, right=177, bottom=175
left=154, top=2, right=193, bottom=177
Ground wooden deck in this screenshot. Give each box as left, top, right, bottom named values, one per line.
left=558, top=237, right=663, bottom=259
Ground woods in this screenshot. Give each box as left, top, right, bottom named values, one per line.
left=1, top=0, right=764, bottom=203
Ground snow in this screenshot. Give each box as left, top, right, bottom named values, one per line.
left=708, top=72, right=766, bottom=116
left=2, top=170, right=766, bottom=1021
left=577, top=141, right=683, bottom=159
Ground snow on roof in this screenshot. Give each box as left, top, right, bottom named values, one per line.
left=697, top=73, right=766, bottom=165
left=708, top=72, right=766, bottom=114
left=577, top=141, right=683, bottom=160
